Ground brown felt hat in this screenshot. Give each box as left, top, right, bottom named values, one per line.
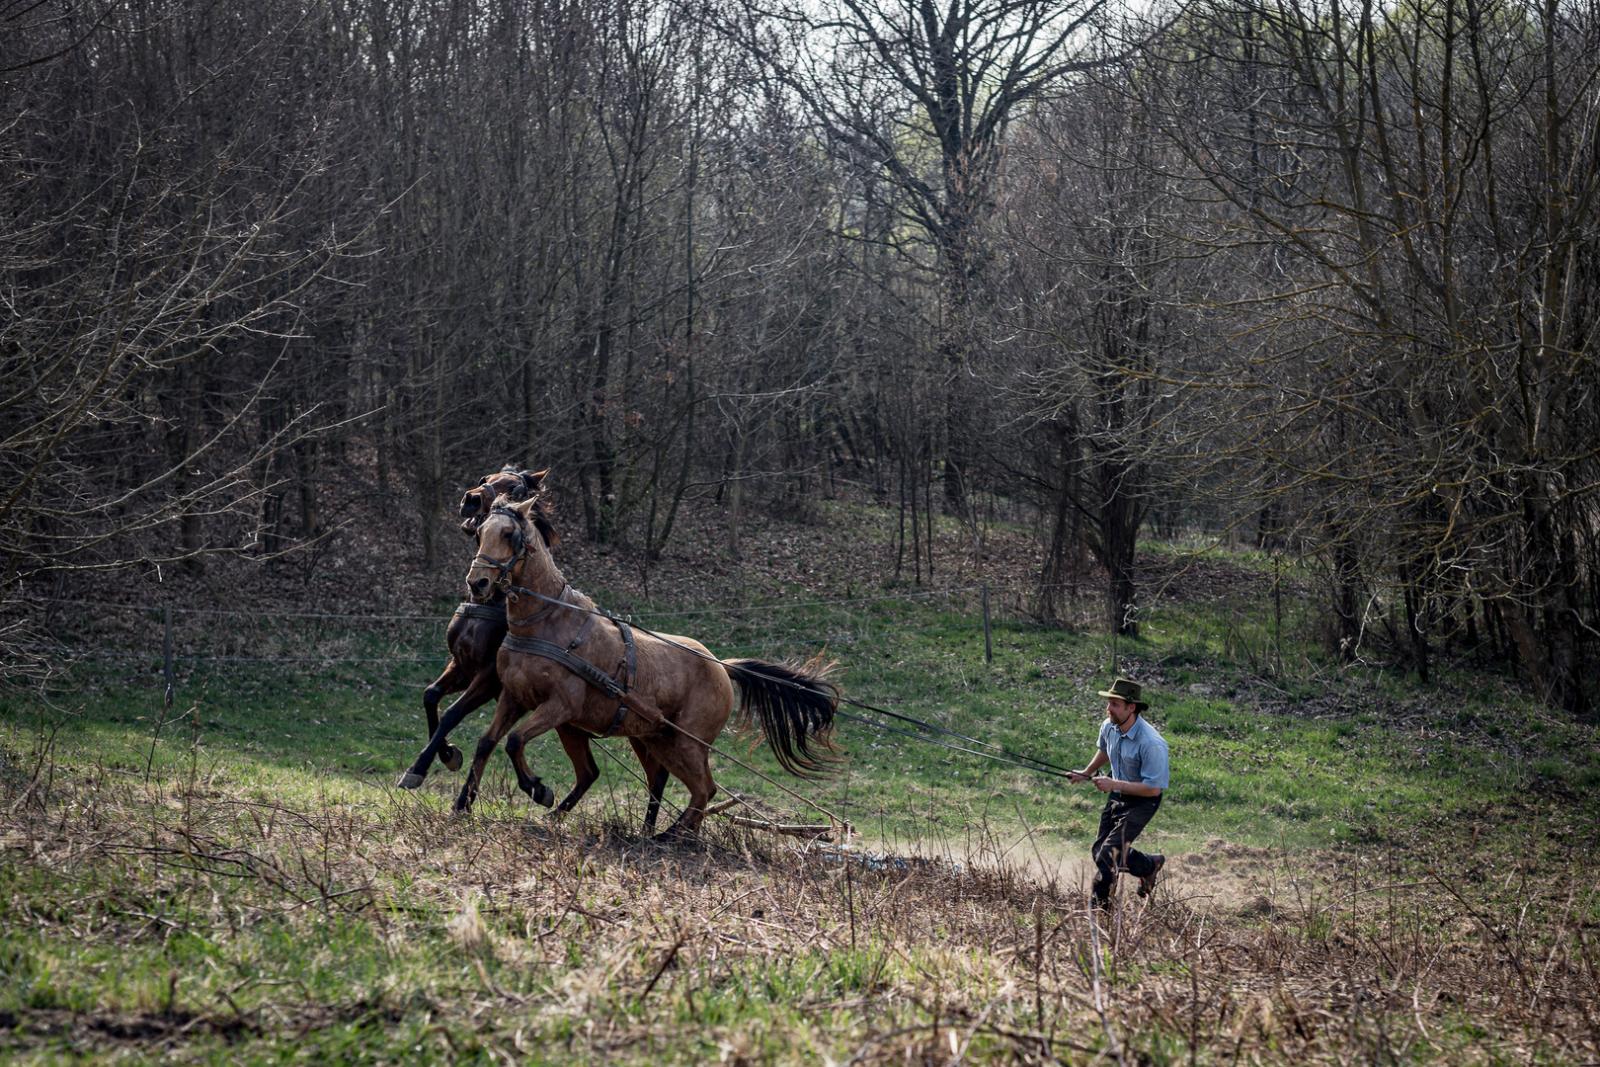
left=1097, top=677, right=1149, bottom=710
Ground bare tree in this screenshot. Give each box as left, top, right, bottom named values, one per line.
left=1138, top=0, right=1600, bottom=707
left=724, top=0, right=1118, bottom=512
left=996, top=58, right=1192, bottom=635
left=1, top=0, right=378, bottom=680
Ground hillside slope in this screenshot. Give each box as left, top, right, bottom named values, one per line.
left=4, top=492, right=1598, bottom=1063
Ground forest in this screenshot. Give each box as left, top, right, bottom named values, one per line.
left=4, top=3, right=1600, bottom=1061
left=3, top=0, right=1597, bottom=702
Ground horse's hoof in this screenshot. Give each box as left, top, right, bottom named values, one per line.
left=441, top=746, right=463, bottom=772
left=396, top=772, right=425, bottom=790
left=532, top=784, right=555, bottom=808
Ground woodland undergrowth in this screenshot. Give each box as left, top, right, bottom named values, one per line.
left=2, top=747, right=1596, bottom=1064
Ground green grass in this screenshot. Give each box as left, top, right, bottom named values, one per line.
left=5, top=578, right=1597, bottom=859
left=4, top=544, right=1599, bottom=1063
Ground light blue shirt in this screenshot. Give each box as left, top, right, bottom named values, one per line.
left=1097, top=715, right=1170, bottom=791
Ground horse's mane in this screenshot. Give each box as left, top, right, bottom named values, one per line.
left=492, top=498, right=558, bottom=549
left=529, top=496, right=557, bottom=548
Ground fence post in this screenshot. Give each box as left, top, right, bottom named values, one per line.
left=163, top=605, right=175, bottom=709
left=1272, top=555, right=1283, bottom=678
left=981, top=583, right=993, bottom=665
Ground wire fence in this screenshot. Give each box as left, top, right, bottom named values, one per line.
left=2, top=566, right=1333, bottom=843
left=7, top=562, right=1326, bottom=710
left=11, top=582, right=1048, bottom=669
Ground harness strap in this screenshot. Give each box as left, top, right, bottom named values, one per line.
left=614, top=617, right=633, bottom=684
left=452, top=601, right=508, bottom=625
left=500, top=619, right=641, bottom=738
left=565, top=605, right=598, bottom=653
left=503, top=634, right=628, bottom=699
left=603, top=622, right=637, bottom=737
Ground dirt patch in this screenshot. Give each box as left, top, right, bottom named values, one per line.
left=854, top=827, right=1323, bottom=917
left=1166, top=838, right=1326, bottom=913
left=1138, top=550, right=1302, bottom=606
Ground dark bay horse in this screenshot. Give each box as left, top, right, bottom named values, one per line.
left=397, top=467, right=550, bottom=790
left=456, top=496, right=840, bottom=836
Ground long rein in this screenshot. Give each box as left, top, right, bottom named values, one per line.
left=484, top=573, right=1080, bottom=785
left=476, top=560, right=855, bottom=830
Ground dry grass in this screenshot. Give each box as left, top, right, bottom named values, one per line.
left=3, top=753, right=1597, bottom=1065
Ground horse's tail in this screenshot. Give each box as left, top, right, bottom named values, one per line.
left=722, top=655, right=841, bottom=779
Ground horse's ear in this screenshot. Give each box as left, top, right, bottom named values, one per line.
left=521, top=469, right=548, bottom=495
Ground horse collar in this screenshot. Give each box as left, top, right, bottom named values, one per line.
left=506, top=581, right=576, bottom=628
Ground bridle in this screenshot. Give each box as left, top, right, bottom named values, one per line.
left=470, top=504, right=575, bottom=627
left=461, top=472, right=530, bottom=531
left=470, top=504, right=529, bottom=595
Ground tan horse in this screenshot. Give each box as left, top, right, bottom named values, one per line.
left=456, top=496, right=840, bottom=836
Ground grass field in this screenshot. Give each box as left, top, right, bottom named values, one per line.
left=3, top=550, right=1599, bottom=1063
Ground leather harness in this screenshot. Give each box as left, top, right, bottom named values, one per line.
left=501, top=592, right=640, bottom=738
left=452, top=601, right=508, bottom=624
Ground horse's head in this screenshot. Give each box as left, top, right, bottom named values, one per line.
left=464, top=496, right=559, bottom=602
left=466, top=502, right=530, bottom=603
left=459, top=466, right=547, bottom=534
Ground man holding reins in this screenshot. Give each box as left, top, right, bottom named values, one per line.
left=1068, top=677, right=1169, bottom=908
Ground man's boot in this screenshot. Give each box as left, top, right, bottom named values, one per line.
left=1138, top=854, right=1165, bottom=898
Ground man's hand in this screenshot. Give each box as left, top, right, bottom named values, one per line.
left=1093, top=776, right=1115, bottom=793
left=1067, top=770, right=1090, bottom=784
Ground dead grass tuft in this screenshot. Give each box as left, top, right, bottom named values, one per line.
left=2, top=762, right=1597, bottom=1064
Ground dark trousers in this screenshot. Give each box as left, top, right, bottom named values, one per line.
left=1091, top=794, right=1162, bottom=901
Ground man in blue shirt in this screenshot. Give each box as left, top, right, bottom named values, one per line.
left=1068, top=677, right=1170, bottom=908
